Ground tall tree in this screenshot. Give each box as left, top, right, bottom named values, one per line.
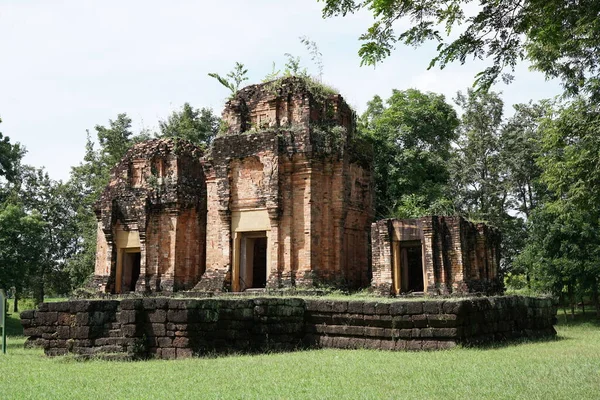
left=67, top=114, right=139, bottom=289
left=450, top=89, right=531, bottom=274
left=0, top=203, right=45, bottom=311
left=517, top=97, right=600, bottom=316
left=156, top=104, right=219, bottom=149
left=15, top=166, right=79, bottom=302
left=96, top=113, right=136, bottom=169
left=500, top=101, right=550, bottom=219
left=319, top=0, right=600, bottom=99
left=496, top=101, right=550, bottom=282
left=359, top=89, right=459, bottom=218
left=0, top=118, right=24, bottom=183
left=451, top=89, right=506, bottom=223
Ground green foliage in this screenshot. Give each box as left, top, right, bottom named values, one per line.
left=300, top=35, right=324, bottom=81
left=66, top=114, right=140, bottom=290
left=319, top=0, right=600, bottom=100
left=0, top=118, right=77, bottom=303
left=0, top=118, right=24, bottom=183
left=15, top=166, right=80, bottom=300
left=516, top=97, right=600, bottom=313
left=311, top=125, right=347, bottom=155
left=393, top=194, right=456, bottom=219
left=262, top=62, right=281, bottom=83
left=262, top=37, right=334, bottom=104
left=0, top=203, right=45, bottom=299
left=359, top=89, right=459, bottom=218
left=262, top=36, right=324, bottom=84
left=264, top=75, right=339, bottom=108
left=156, top=103, right=219, bottom=150
left=95, top=114, right=134, bottom=169
left=450, top=89, right=506, bottom=224
left=208, top=62, right=249, bottom=96
left=449, top=90, right=551, bottom=276
left=283, top=53, right=305, bottom=76
left=500, top=101, right=551, bottom=218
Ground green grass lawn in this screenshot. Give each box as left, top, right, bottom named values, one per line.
left=1, top=301, right=599, bottom=400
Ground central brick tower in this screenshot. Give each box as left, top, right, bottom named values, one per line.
left=196, top=77, right=373, bottom=292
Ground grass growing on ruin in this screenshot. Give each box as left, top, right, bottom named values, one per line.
left=1, top=304, right=599, bottom=400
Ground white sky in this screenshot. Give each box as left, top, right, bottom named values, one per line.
left=0, top=0, right=562, bottom=182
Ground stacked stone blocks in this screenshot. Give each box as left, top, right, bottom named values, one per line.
left=22, top=296, right=556, bottom=359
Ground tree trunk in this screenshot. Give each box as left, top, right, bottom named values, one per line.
left=34, top=268, right=45, bottom=306
left=13, top=292, right=18, bottom=313
left=593, top=279, right=600, bottom=319
left=568, top=285, right=575, bottom=318
left=34, top=282, right=45, bottom=306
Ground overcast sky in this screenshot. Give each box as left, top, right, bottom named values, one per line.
left=0, top=0, right=562, bottom=181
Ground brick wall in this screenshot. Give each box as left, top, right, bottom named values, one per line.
left=371, top=216, right=502, bottom=295
left=199, top=78, right=373, bottom=292
left=93, top=139, right=206, bottom=294
left=21, top=296, right=556, bottom=359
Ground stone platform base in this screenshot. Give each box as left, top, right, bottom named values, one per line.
left=20, top=296, right=557, bottom=359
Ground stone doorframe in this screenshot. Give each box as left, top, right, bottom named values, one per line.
left=231, top=209, right=272, bottom=292
left=391, top=240, right=426, bottom=295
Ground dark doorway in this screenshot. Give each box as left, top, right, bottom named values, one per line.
left=122, top=251, right=141, bottom=292
left=251, top=237, right=267, bottom=288
left=238, top=233, right=268, bottom=291
left=401, top=242, right=424, bottom=293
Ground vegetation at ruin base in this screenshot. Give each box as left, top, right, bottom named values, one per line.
left=1, top=302, right=599, bottom=400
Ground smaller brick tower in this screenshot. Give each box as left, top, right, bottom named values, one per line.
left=371, top=216, right=502, bottom=295
left=93, top=139, right=206, bottom=294
left=197, top=77, right=374, bottom=292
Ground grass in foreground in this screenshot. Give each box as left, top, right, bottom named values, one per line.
left=1, top=304, right=599, bottom=399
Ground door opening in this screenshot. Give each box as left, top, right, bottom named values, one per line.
left=400, top=241, right=424, bottom=293
left=121, top=250, right=141, bottom=293
left=251, top=237, right=267, bottom=288
left=238, top=232, right=267, bottom=291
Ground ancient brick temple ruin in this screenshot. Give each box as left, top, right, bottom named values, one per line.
left=93, top=78, right=502, bottom=296
left=93, top=77, right=374, bottom=294
left=371, top=217, right=502, bottom=295
left=93, top=139, right=207, bottom=293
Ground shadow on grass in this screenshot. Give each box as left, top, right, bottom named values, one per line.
left=4, top=340, right=28, bottom=351
left=463, top=333, right=566, bottom=351
left=4, top=314, right=24, bottom=337
left=556, top=312, right=600, bottom=328
left=464, top=314, right=599, bottom=351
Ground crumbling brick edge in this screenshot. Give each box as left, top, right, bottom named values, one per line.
left=20, top=296, right=557, bottom=360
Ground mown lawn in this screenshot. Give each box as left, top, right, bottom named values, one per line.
left=1, top=301, right=599, bottom=400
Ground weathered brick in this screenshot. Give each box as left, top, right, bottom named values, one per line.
left=406, top=302, right=424, bottom=315
left=167, top=310, right=189, bottom=323
left=147, top=310, right=167, bottom=323
left=173, top=337, right=190, bottom=348
left=176, top=348, right=193, bottom=359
